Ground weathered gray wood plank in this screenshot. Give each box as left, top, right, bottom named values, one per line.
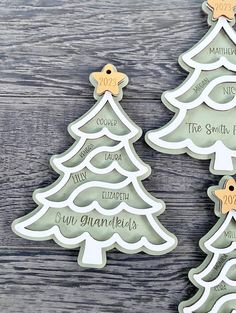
left=0, top=0, right=226, bottom=312
left=0, top=0, right=207, bottom=99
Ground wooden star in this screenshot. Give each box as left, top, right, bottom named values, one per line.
left=91, top=64, right=127, bottom=96
left=215, top=178, right=236, bottom=214
left=207, top=0, right=236, bottom=20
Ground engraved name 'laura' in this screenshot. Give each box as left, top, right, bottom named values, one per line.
left=55, top=212, right=137, bottom=231
left=79, top=144, right=94, bottom=159
left=105, top=153, right=122, bottom=161
left=186, top=122, right=236, bottom=136
left=72, top=171, right=87, bottom=184
left=102, top=191, right=130, bottom=201
left=209, top=47, right=236, bottom=56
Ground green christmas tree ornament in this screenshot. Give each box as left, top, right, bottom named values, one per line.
left=179, top=176, right=236, bottom=313
left=12, top=64, right=177, bottom=268
left=146, top=0, right=236, bottom=175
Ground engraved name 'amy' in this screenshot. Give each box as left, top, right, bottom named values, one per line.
left=187, top=122, right=236, bottom=136
left=102, top=191, right=130, bottom=201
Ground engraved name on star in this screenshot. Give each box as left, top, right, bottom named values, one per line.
left=215, top=178, right=236, bottom=214
left=91, top=64, right=127, bottom=96
left=207, top=0, right=236, bottom=20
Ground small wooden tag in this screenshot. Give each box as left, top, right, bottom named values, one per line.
left=91, top=64, right=127, bottom=96
left=207, top=0, right=236, bottom=20
left=215, top=177, right=236, bottom=214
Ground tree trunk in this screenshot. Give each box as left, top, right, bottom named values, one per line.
left=79, top=237, right=104, bottom=267
left=214, top=150, right=234, bottom=172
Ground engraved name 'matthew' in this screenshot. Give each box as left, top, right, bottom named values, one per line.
left=209, top=47, right=236, bottom=55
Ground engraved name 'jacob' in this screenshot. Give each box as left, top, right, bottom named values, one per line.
left=55, top=212, right=137, bottom=231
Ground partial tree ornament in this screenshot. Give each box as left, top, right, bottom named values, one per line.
left=146, top=1, right=236, bottom=175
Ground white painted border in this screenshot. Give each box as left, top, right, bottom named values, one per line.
left=35, top=178, right=163, bottom=215
left=182, top=17, right=236, bottom=71
left=14, top=213, right=176, bottom=253
left=69, top=91, right=139, bottom=141
left=183, top=259, right=236, bottom=312
left=183, top=292, right=236, bottom=313
left=205, top=211, right=236, bottom=254
left=166, top=74, right=236, bottom=111
left=181, top=186, right=236, bottom=312
left=36, top=142, right=149, bottom=201
left=147, top=112, right=236, bottom=172
left=193, top=211, right=236, bottom=287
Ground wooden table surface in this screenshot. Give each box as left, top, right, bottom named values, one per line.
left=0, top=1, right=225, bottom=312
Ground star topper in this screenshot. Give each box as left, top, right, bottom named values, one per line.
left=207, top=0, right=236, bottom=20
left=214, top=177, right=236, bottom=214
left=90, top=64, right=128, bottom=97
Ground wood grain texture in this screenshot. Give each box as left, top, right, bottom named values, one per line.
left=0, top=0, right=226, bottom=312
